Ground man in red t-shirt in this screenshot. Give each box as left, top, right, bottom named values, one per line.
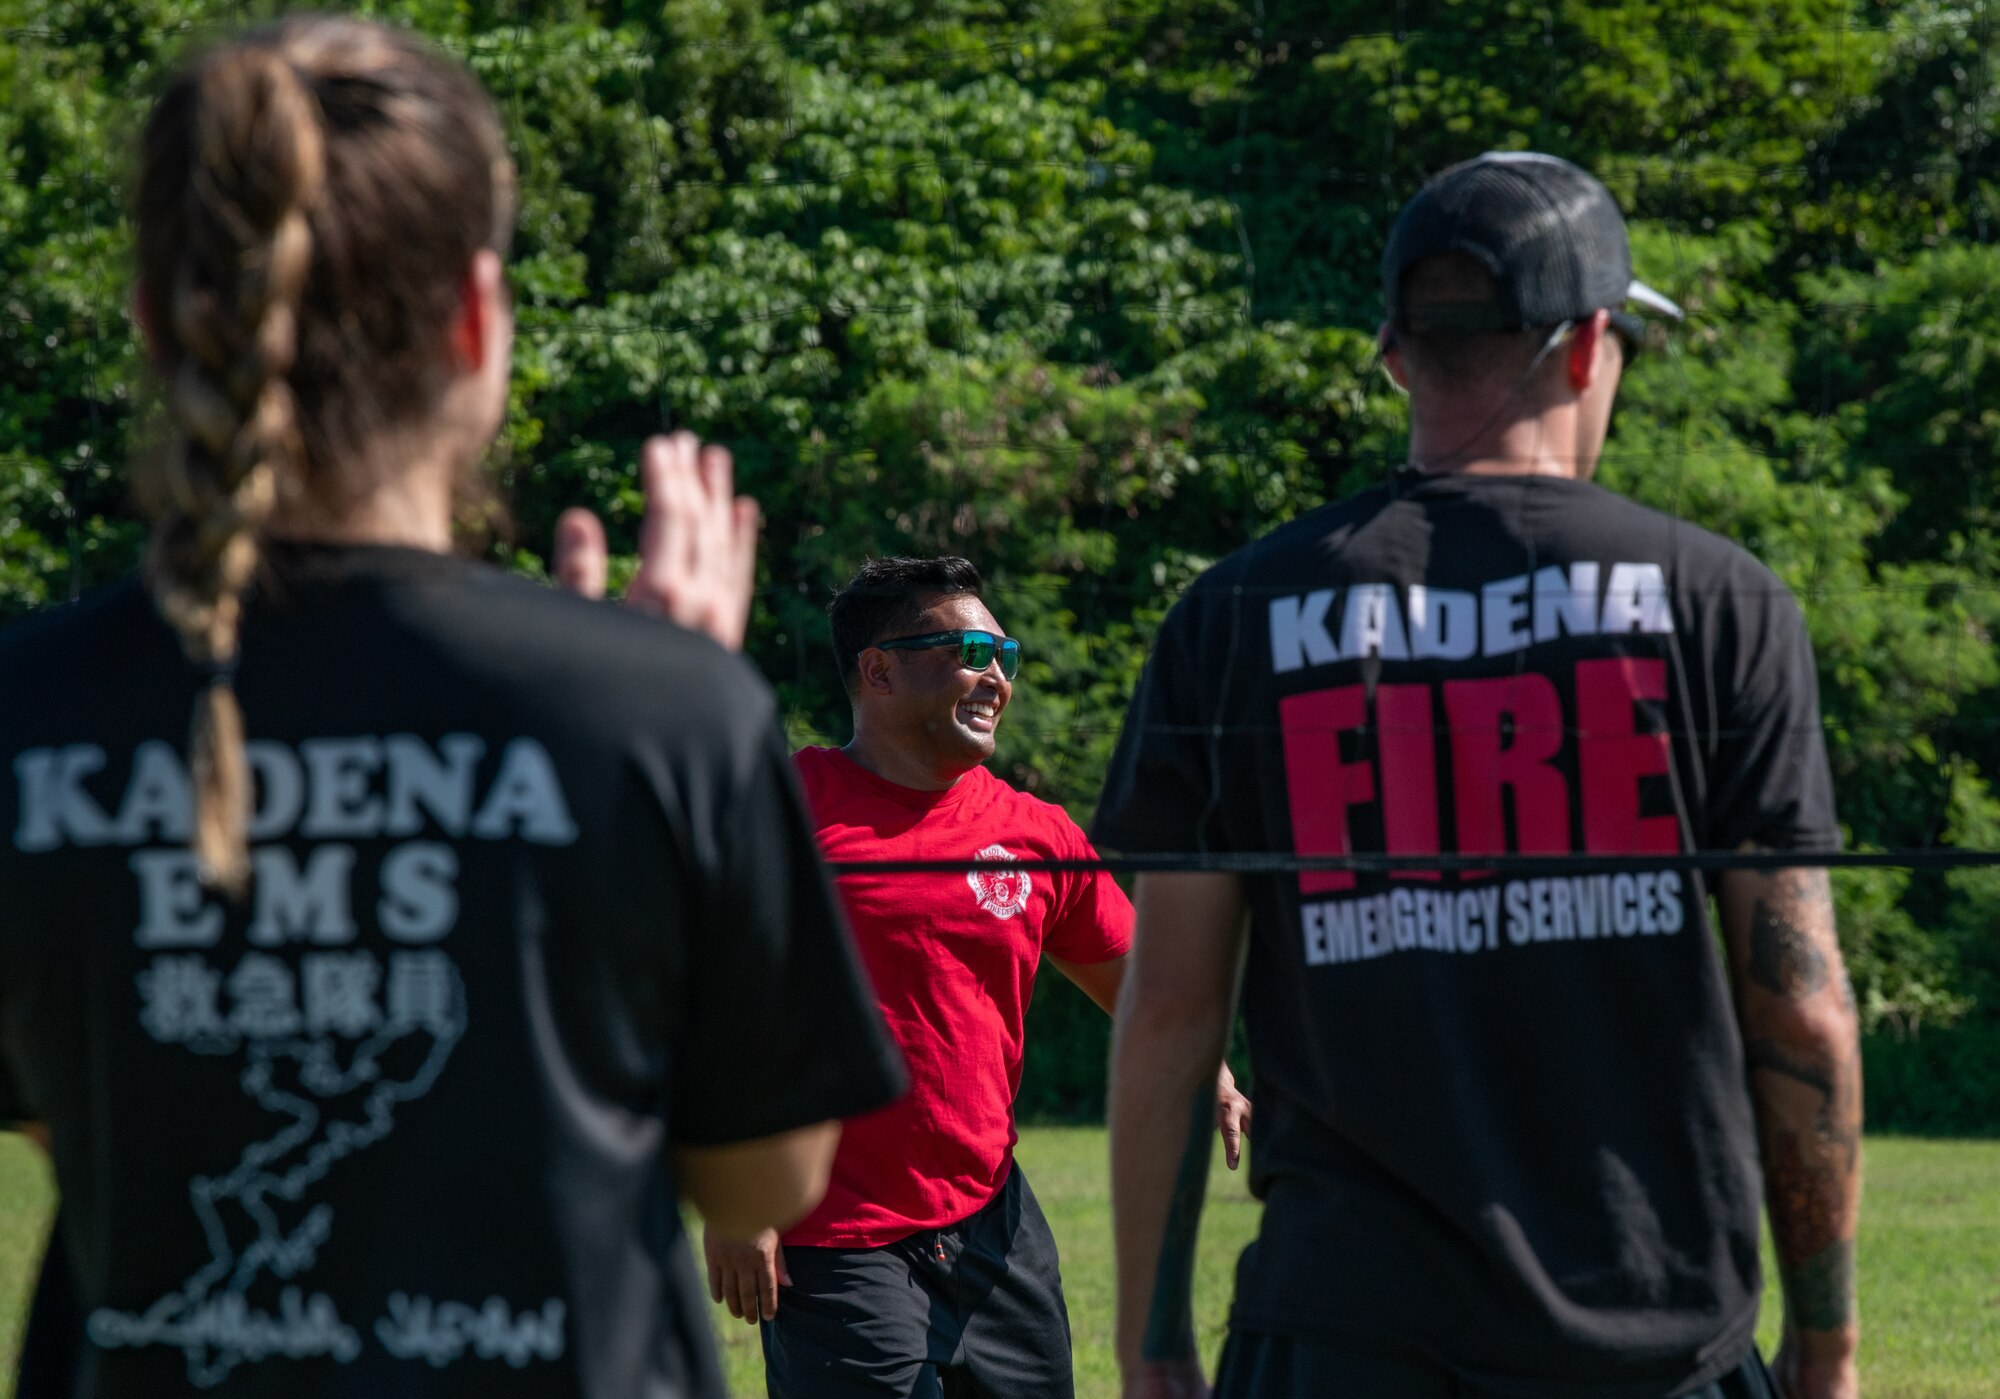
left=704, top=555, right=1250, bottom=1399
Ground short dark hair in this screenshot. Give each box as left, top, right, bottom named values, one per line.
left=1394, top=253, right=1560, bottom=391
left=829, top=556, right=985, bottom=694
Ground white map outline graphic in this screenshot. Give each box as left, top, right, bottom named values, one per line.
left=89, top=958, right=467, bottom=1388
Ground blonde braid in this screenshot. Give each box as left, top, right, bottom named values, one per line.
left=136, top=46, right=324, bottom=893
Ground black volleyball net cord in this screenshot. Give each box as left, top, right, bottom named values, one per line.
left=828, top=848, right=2000, bottom=877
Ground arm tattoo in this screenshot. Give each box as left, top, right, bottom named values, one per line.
left=1747, top=869, right=1834, bottom=1000
left=1746, top=1036, right=1860, bottom=1331
left=1141, top=1085, right=1217, bottom=1363
left=1744, top=1036, right=1837, bottom=1108
left=1782, top=1238, right=1857, bottom=1332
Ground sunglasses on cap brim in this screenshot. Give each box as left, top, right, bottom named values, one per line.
left=1607, top=310, right=1651, bottom=359
left=1612, top=279, right=1683, bottom=360
left=873, top=629, right=1021, bottom=680
left=1385, top=307, right=1663, bottom=361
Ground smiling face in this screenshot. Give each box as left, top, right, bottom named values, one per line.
left=868, top=592, right=1014, bottom=777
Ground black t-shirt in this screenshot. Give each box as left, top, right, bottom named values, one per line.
left=0, top=543, right=905, bottom=1399
left=1094, top=471, right=1839, bottom=1397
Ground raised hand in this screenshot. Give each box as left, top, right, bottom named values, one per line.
left=551, top=431, right=761, bottom=652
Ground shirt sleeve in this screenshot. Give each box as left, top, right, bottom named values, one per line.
left=1705, top=580, right=1842, bottom=855
left=1041, top=821, right=1134, bottom=965
left=670, top=709, right=906, bottom=1148
left=1091, top=592, right=1227, bottom=854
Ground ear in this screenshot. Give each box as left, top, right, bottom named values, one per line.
left=1378, top=321, right=1412, bottom=393
left=854, top=646, right=897, bottom=697
left=451, top=249, right=508, bottom=372
left=1567, top=310, right=1613, bottom=391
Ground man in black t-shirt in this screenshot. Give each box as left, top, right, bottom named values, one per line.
left=0, top=440, right=906, bottom=1399
left=1099, top=154, right=1861, bottom=1399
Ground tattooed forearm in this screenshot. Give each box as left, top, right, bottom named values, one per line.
left=1726, top=866, right=1862, bottom=1340
left=1745, top=1030, right=1862, bottom=1152
left=1782, top=1237, right=1856, bottom=1331
left=1744, top=1033, right=1862, bottom=1336
left=1746, top=868, right=1833, bottom=999
left=1762, top=1116, right=1848, bottom=1260
left=1141, top=1085, right=1216, bottom=1363
left=1755, top=1106, right=1860, bottom=1332
left=1744, top=1037, right=1841, bottom=1119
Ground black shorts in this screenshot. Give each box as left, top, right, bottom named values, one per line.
left=762, top=1163, right=1072, bottom=1399
left=1214, top=1329, right=1779, bottom=1399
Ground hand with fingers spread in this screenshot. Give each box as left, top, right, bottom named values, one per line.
left=551, top=431, right=761, bottom=651
left=1216, top=1063, right=1252, bottom=1171
left=704, top=1225, right=789, bottom=1326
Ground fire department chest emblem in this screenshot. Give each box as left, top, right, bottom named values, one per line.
left=967, top=844, right=1033, bottom=920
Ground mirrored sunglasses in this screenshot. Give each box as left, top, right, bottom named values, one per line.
left=874, top=628, right=1021, bottom=680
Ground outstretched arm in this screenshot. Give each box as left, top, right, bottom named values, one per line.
left=1715, top=867, right=1861, bottom=1399
left=1055, top=951, right=1252, bottom=1170
left=1109, top=871, right=1245, bottom=1399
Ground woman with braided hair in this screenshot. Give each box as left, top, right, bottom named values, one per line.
left=0, top=16, right=902, bottom=1398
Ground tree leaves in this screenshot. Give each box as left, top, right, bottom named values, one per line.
left=2, top=0, right=1996, bottom=1027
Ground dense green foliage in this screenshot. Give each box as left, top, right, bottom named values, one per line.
left=3, top=1, right=1997, bottom=1119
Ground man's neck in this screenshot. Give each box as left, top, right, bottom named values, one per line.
left=841, top=730, right=979, bottom=793
left=1406, top=405, right=1591, bottom=479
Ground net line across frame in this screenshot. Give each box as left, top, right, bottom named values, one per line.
left=827, top=848, right=2000, bottom=877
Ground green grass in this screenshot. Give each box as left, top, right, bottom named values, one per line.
left=4, top=1131, right=1995, bottom=1397
left=0, top=1137, right=54, bottom=1392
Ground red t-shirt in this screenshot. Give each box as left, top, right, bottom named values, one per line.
left=784, top=746, right=1133, bottom=1246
